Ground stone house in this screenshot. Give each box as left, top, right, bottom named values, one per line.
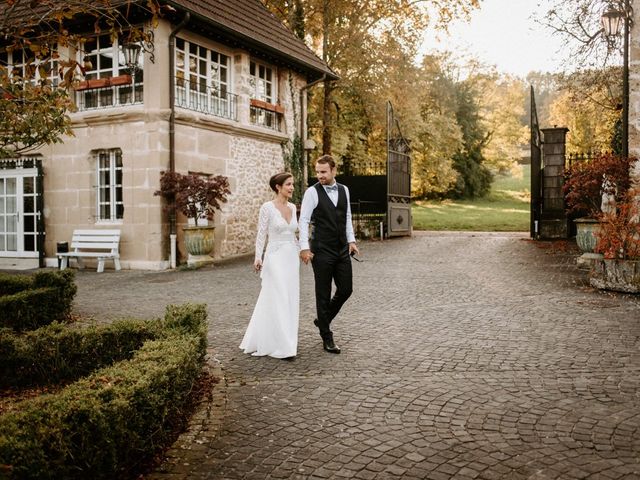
left=0, top=0, right=335, bottom=270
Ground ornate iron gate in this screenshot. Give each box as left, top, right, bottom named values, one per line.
left=386, top=101, right=411, bottom=237
left=530, top=86, right=542, bottom=238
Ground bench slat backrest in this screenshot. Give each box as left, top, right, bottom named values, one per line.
left=71, top=229, right=121, bottom=253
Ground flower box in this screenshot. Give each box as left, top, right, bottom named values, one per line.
left=75, top=78, right=110, bottom=91
left=250, top=98, right=284, bottom=114
left=109, top=74, right=133, bottom=86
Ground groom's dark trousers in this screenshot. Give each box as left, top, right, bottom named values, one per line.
left=310, top=183, right=352, bottom=339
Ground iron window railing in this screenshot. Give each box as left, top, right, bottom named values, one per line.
left=75, top=81, right=143, bottom=111
left=250, top=105, right=281, bottom=131
left=175, top=79, right=237, bottom=121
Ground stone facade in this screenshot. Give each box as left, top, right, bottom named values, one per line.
left=6, top=17, right=310, bottom=270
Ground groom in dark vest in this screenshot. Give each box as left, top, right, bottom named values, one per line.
left=299, top=155, right=359, bottom=354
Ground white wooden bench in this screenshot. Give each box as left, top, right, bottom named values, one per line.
left=58, top=229, right=122, bottom=273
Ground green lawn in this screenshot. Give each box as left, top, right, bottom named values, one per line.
left=412, top=165, right=531, bottom=232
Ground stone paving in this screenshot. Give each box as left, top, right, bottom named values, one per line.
left=71, top=232, right=640, bottom=480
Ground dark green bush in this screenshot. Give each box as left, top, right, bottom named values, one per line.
left=0, top=319, right=162, bottom=388
left=0, top=273, right=33, bottom=296
left=33, top=270, right=77, bottom=315
left=0, top=303, right=208, bottom=480
left=0, top=270, right=76, bottom=331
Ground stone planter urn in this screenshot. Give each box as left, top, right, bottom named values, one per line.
left=574, top=217, right=603, bottom=269
left=183, top=226, right=216, bottom=267
left=590, top=259, right=640, bottom=293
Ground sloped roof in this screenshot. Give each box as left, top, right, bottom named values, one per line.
left=166, top=0, right=337, bottom=81
left=0, top=0, right=336, bottom=81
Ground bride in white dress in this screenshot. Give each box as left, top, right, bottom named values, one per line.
left=240, top=172, right=300, bottom=359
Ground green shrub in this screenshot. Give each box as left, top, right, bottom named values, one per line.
left=163, top=303, right=208, bottom=347
left=0, top=333, right=205, bottom=479
left=0, top=303, right=208, bottom=479
left=0, top=273, right=33, bottom=296
left=0, top=319, right=162, bottom=388
left=0, top=270, right=76, bottom=331
left=33, top=270, right=77, bottom=315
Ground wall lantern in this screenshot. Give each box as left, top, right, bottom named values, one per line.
left=122, top=43, right=142, bottom=74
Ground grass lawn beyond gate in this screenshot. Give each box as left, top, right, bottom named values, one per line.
left=412, top=165, right=530, bottom=232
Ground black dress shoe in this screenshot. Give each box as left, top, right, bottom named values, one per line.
left=323, top=338, right=341, bottom=354
left=282, top=356, right=296, bottom=361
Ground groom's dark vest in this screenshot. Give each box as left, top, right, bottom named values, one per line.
left=311, top=182, right=348, bottom=251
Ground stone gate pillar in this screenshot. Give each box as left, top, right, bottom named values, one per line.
left=540, top=127, right=569, bottom=239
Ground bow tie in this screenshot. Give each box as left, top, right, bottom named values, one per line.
left=324, top=184, right=338, bottom=192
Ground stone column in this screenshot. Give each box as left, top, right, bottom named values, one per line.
left=540, top=127, right=569, bottom=239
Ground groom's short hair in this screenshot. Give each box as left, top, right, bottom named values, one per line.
left=315, top=155, right=336, bottom=169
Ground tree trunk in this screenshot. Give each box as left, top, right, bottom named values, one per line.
left=321, top=0, right=332, bottom=155
left=322, top=79, right=332, bottom=155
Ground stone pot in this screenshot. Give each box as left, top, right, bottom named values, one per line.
left=574, top=217, right=599, bottom=252
left=183, top=225, right=215, bottom=267
left=574, top=217, right=603, bottom=269
left=589, top=258, right=640, bottom=293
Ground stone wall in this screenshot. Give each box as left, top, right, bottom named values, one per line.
left=222, top=136, right=284, bottom=257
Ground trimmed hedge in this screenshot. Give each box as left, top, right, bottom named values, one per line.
left=0, top=303, right=208, bottom=480
left=0, top=273, right=32, bottom=296
left=0, top=270, right=77, bottom=331
left=0, top=319, right=162, bottom=388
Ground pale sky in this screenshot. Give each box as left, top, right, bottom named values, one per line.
left=421, top=0, right=568, bottom=77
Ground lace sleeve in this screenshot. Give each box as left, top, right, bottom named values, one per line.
left=255, top=203, right=270, bottom=261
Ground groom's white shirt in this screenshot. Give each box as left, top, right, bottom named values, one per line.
left=298, top=182, right=356, bottom=251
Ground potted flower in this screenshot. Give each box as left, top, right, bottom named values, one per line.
left=563, top=153, right=633, bottom=263
left=154, top=171, right=231, bottom=265
left=590, top=188, right=640, bottom=293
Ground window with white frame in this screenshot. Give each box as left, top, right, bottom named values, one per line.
left=96, top=149, right=124, bottom=221
left=249, top=60, right=280, bottom=129
left=0, top=48, right=59, bottom=85
left=249, top=60, right=274, bottom=103
left=77, top=34, right=143, bottom=109
left=174, top=38, right=234, bottom=119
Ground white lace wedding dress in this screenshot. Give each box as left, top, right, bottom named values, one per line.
left=240, top=201, right=299, bottom=358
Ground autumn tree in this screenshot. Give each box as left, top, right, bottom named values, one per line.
left=450, top=78, right=493, bottom=198
left=480, top=75, right=529, bottom=175
left=262, top=0, right=480, bottom=155
left=537, top=0, right=625, bottom=152
left=0, top=0, right=163, bottom=157
left=548, top=69, right=620, bottom=153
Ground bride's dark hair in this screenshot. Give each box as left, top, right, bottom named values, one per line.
left=269, top=172, right=293, bottom=192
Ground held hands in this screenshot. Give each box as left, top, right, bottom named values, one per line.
left=349, top=242, right=359, bottom=257
left=254, top=258, right=262, bottom=273
left=300, top=249, right=314, bottom=265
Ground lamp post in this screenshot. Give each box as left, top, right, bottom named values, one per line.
left=602, top=0, right=631, bottom=158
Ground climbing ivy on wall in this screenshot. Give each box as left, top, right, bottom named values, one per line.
left=283, top=72, right=305, bottom=205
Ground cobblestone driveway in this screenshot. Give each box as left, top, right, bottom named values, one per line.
left=72, top=232, right=640, bottom=479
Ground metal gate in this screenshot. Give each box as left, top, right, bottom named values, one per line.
left=386, top=101, right=411, bottom=237
left=530, top=86, right=542, bottom=238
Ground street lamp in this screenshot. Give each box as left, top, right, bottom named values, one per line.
left=601, top=0, right=631, bottom=158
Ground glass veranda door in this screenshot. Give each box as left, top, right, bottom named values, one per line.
left=0, top=171, right=40, bottom=258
